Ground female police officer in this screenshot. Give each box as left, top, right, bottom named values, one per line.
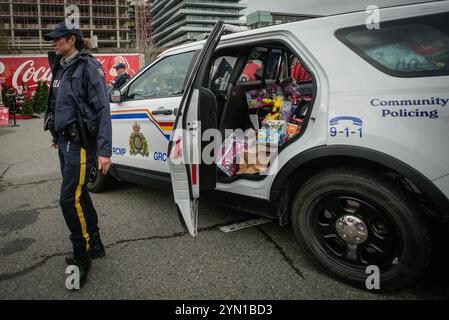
left=44, top=21, right=112, bottom=288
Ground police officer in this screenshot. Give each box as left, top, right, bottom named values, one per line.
left=111, top=63, right=130, bottom=89
left=43, top=21, right=112, bottom=288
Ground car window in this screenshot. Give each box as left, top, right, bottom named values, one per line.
left=336, top=13, right=449, bottom=77
left=238, top=47, right=267, bottom=82
left=209, top=56, right=237, bottom=93
left=125, top=51, right=194, bottom=100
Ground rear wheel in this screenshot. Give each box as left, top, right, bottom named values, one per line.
left=87, top=158, right=113, bottom=193
left=291, top=167, right=431, bottom=291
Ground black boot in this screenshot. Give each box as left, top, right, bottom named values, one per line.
left=90, top=232, right=106, bottom=258
left=65, top=233, right=106, bottom=265
left=78, top=258, right=91, bottom=288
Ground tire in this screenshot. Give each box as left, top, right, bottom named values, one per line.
left=87, top=158, right=113, bottom=193
left=291, top=167, right=431, bottom=291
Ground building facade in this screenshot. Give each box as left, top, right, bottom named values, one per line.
left=246, top=11, right=320, bottom=30
left=0, top=0, right=134, bottom=53
left=151, top=0, right=246, bottom=49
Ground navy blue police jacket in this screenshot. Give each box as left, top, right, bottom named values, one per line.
left=45, top=50, right=112, bottom=157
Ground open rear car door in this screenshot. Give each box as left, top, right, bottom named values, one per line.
left=168, top=20, right=226, bottom=237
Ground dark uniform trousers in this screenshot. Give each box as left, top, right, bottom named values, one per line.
left=58, top=136, right=98, bottom=261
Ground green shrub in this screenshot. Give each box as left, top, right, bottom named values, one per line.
left=32, top=81, right=49, bottom=114
left=21, top=98, right=34, bottom=116
left=1, top=83, right=14, bottom=109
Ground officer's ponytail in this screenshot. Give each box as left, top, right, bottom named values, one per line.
left=74, top=35, right=92, bottom=51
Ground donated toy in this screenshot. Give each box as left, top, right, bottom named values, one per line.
left=264, top=96, right=284, bottom=121
left=280, top=77, right=302, bottom=106
left=258, top=120, right=287, bottom=145
left=217, top=133, right=246, bottom=177
left=286, top=123, right=300, bottom=141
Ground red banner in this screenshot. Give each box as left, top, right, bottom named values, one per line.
left=0, top=54, right=142, bottom=93
left=0, top=107, right=9, bottom=126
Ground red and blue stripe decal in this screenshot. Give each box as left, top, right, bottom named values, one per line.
left=111, top=109, right=174, bottom=140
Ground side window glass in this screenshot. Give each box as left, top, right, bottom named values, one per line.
left=209, top=56, right=237, bottom=93
left=238, top=48, right=267, bottom=82
left=336, top=13, right=449, bottom=77
left=125, top=51, right=194, bottom=100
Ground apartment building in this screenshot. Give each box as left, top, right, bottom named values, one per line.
left=0, top=0, right=133, bottom=53
left=151, top=0, right=246, bottom=48
left=246, top=11, right=321, bottom=30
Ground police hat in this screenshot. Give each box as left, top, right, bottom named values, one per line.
left=114, top=63, right=126, bottom=70
left=44, top=21, right=83, bottom=41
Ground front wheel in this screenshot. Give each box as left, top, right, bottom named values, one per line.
left=291, top=167, right=431, bottom=291
left=87, top=158, right=113, bottom=193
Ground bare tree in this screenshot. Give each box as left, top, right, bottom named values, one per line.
left=142, top=45, right=165, bottom=65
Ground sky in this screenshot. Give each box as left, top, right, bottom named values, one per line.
left=244, top=0, right=438, bottom=16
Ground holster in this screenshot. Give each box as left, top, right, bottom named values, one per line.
left=66, top=122, right=81, bottom=143
left=84, top=118, right=99, bottom=138
left=59, top=113, right=99, bottom=150
left=75, top=111, right=89, bottom=149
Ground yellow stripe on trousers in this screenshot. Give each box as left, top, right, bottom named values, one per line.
left=75, top=148, right=90, bottom=252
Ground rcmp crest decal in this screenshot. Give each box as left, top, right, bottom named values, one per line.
left=129, top=122, right=149, bottom=157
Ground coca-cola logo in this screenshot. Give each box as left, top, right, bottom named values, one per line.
left=2, top=54, right=140, bottom=92
left=12, top=60, right=52, bottom=90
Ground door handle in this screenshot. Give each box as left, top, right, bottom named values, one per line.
left=152, top=108, right=173, bottom=116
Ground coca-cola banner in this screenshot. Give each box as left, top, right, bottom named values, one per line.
left=0, top=54, right=142, bottom=93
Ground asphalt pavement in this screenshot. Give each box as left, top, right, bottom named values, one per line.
left=0, top=119, right=447, bottom=299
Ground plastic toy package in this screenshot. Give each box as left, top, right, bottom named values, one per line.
left=280, top=101, right=292, bottom=122
left=286, top=123, right=300, bottom=142
left=258, top=120, right=287, bottom=145
left=216, top=133, right=247, bottom=177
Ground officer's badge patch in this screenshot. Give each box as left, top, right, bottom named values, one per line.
left=129, top=122, right=149, bottom=157
left=97, top=67, right=106, bottom=78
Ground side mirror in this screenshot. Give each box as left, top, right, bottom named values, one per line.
left=110, top=89, right=122, bottom=103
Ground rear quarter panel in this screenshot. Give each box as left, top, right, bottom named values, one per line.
left=293, top=10, right=449, bottom=184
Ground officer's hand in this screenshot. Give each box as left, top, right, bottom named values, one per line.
left=98, top=156, right=111, bottom=175
left=50, top=143, right=58, bottom=149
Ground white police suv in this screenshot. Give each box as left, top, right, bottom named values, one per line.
left=90, top=1, right=449, bottom=290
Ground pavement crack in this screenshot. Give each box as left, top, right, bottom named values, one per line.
left=107, top=218, right=250, bottom=248
left=108, top=231, right=187, bottom=248
left=0, top=218, right=248, bottom=284
left=0, top=164, right=14, bottom=192
left=0, top=251, right=69, bottom=283
left=9, top=178, right=61, bottom=189
left=37, top=205, right=60, bottom=211
left=256, top=226, right=305, bottom=280
left=1, top=164, right=14, bottom=177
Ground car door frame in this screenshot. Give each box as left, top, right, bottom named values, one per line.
left=168, top=20, right=226, bottom=237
